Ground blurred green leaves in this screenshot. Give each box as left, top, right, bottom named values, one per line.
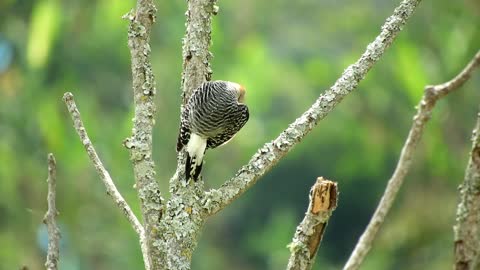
left=247, top=209, right=296, bottom=269
left=393, top=38, right=428, bottom=104
left=1, top=0, right=479, bottom=269
left=27, top=0, right=60, bottom=69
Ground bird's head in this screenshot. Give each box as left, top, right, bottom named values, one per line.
left=226, top=81, right=246, bottom=103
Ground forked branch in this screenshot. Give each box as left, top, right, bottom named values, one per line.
left=344, top=51, right=480, bottom=270
left=203, top=0, right=423, bottom=215
left=62, top=92, right=149, bottom=269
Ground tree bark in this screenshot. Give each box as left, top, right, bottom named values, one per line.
left=454, top=113, right=480, bottom=270
left=287, top=178, right=338, bottom=270
left=124, top=0, right=164, bottom=269
left=43, top=154, right=61, bottom=270
left=453, top=52, right=480, bottom=269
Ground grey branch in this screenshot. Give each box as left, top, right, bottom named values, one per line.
left=454, top=52, right=480, bottom=270
left=203, top=0, right=423, bottom=216
left=143, top=1, right=220, bottom=269
left=170, top=0, right=219, bottom=190
left=287, top=177, right=338, bottom=270
left=62, top=92, right=150, bottom=269
left=123, top=0, right=164, bottom=268
left=43, top=153, right=61, bottom=270
left=344, top=51, right=480, bottom=270
left=180, top=0, right=218, bottom=103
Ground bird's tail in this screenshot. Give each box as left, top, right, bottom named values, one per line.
left=185, top=133, right=207, bottom=182
left=186, top=154, right=203, bottom=182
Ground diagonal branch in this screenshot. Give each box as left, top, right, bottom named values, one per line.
left=343, top=51, right=480, bottom=270
left=62, top=92, right=150, bottom=269
left=43, top=153, right=61, bottom=270
left=203, top=0, right=423, bottom=215
left=287, top=177, right=338, bottom=270
left=123, top=0, right=164, bottom=268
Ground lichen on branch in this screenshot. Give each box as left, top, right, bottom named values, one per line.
left=287, top=177, right=338, bottom=270
left=344, top=51, right=480, bottom=270
left=43, top=153, right=61, bottom=270
left=203, top=0, right=424, bottom=216
left=124, top=0, right=164, bottom=268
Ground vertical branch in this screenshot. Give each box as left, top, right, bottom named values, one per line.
left=454, top=110, right=480, bottom=270
left=43, top=153, right=61, bottom=270
left=124, top=0, right=164, bottom=269
left=344, top=51, right=480, bottom=270
left=181, top=0, right=218, bottom=103
left=287, top=177, right=338, bottom=270
left=170, top=0, right=218, bottom=188
left=151, top=1, right=219, bottom=269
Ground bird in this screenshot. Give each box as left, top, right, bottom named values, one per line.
left=176, top=80, right=249, bottom=182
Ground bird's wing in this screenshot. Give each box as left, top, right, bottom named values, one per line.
left=176, top=106, right=191, bottom=152
left=206, top=104, right=249, bottom=149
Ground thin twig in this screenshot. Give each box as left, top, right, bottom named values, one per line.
left=62, top=92, right=150, bottom=269
left=454, top=110, right=480, bottom=269
left=123, top=1, right=164, bottom=267
left=203, top=0, right=423, bottom=216
left=43, top=153, right=61, bottom=270
left=344, top=51, right=480, bottom=270
left=287, top=177, right=338, bottom=270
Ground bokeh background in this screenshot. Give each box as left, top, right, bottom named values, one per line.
left=1, top=0, right=479, bottom=269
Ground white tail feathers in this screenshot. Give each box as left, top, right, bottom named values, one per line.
left=185, top=133, right=207, bottom=181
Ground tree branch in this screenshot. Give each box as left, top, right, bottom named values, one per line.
left=123, top=0, right=164, bottom=268
left=62, top=92, right=150, bottom=269
left=344, top=51, right=480, bottom=270
left=454, top=102, right=480, bottom=267
left=180, top=0, right=217, bottom=103
left=170, top=0, right=218, bottom=191
left=203, top=0, right=423, bottom=215
left=43, top=153, right=60, bottom=270
left=136, top=2, right=220, bottom=269
left=454, top=114, right=480, bottom=270
left=287, top=177, right=338, bottom=270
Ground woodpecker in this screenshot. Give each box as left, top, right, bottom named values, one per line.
left=176, top=81, right=249, bottom=182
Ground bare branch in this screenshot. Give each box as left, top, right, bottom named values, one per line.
left=180, top=0, right=217, bottom=103
left=454, top=114, right=480, bottom=270
left=203, top=0, right=423, bottom=215
left=62, top=92, right=150, bottom=269
left=287, top=177, right=338, bottom=270
left=140, top=1, right=220, bottom=268
left=344, top=51, right=480, bottom=270
left=123, top=0, right=164, bottom=268
left=454, top=109, right=480, bottom=267
left=43, top=153, right=60, bottom=270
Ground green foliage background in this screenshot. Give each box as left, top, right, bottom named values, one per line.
left=0, top=0, right=479, bottom=269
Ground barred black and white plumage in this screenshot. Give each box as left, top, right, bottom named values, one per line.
left=176, top=81, right=249, bottom=182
